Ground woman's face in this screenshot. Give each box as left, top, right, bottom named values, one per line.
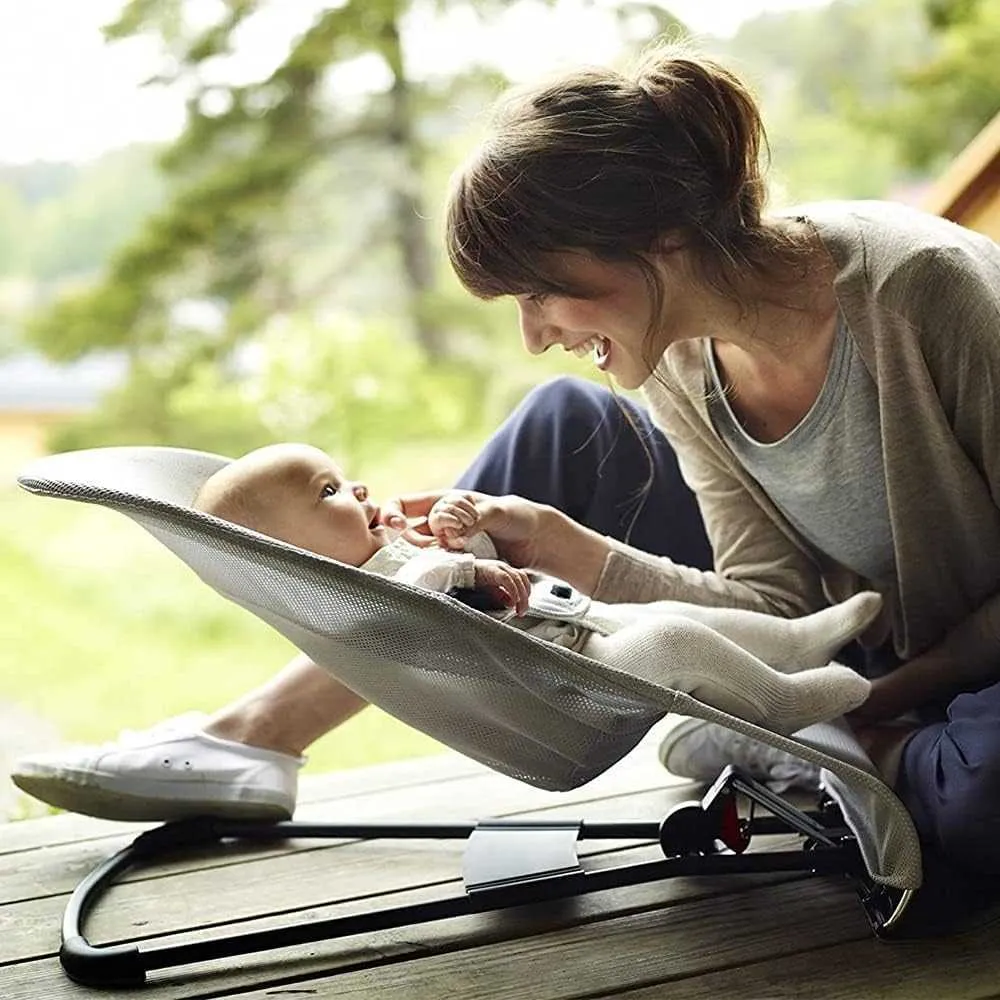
left=513, top=251, right=688, bottom=390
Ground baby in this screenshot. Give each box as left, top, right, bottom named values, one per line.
left=194, top=443, right=879, bottom=734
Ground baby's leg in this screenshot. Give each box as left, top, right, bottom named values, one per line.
left=583, top=615, right=870, bottom=734
left=606, top=592, right=882, bottom=672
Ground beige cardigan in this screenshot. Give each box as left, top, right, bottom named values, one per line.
left=592, top=201, right=1000, bottom=661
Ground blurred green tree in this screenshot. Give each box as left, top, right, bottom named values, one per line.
left=886, top=0, right=1000, bottom=169
left=719, top=0, right=933, bottom=203
left=0, top=182, right=28, bottom=278
left=27, top=0, right=572, bottom=365
left=23, top=0, right=678, bottom=453
left=31, top=0, right=453, bottom=361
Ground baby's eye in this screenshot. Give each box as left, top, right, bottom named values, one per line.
left=321, top=484, right=337, bottom=498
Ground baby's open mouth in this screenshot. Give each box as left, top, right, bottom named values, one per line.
left=368, top=506, right=381, bottom=529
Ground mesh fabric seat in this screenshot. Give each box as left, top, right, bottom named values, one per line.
left=17, top=445, right=925, bottom=986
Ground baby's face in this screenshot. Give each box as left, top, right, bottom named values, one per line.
left=254, top=446, right=392, bottom=566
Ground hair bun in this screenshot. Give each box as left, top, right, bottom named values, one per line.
left=632, top=51, right=764, bottom=224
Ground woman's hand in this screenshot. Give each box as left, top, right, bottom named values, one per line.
left=846, top=677, right=906, bottom=725
left=471, top=495, right=548, bottom=569
left=473, top=558, right=531, bottom=616
left=382, top=490, right=547, bottom=568
left=383, top=489, right=610, bottom=595
left=380, top=490, right=453, bottom=548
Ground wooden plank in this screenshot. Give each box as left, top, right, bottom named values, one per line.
left=0, top=780, right=701, bottom=963
left=923, top=109, right=1000, bottom=223
left=606, top=910, right=1000, bottom=1000
left=0, top=761, right=487, bottom=904
left=2, top=775, right=813, bottom=997
left=144, top=878, right=870, bottom=1000
left=0, top=791, right=704, bottom=962
left=9, top=724, right=873, bottom=1000
left=1, top=870, right=819, bottom=999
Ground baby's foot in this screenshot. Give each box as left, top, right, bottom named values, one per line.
left=770, top=591, right=882, bottom=672
left=774, top=663, right=871, bottom=734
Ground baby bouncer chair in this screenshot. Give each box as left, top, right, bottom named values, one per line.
left=17, top=447, right=923, bottom=988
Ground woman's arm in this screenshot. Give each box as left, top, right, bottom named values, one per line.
left=860, top=236, right=1000, bottom=718
left=495, top=502, right=611, bottom=595
left=384, top=486, right=803, bottom=612
left=382, top=489, right=612, bottom=594
left=857, top=604, right=1000, bottom=721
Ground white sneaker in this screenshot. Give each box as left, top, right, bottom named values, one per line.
left=9, top=713, right=302, bottom=822
left=659, top=718, right=820, bottom=794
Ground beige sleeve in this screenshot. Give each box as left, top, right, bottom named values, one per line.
left=910, top=243, right=1000, bottom=512
left=593, top=373, right=828, bottom=617
left=896, top=241, right=1000, bottom=667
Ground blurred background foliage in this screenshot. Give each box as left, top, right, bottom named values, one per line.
left=1, top=0, right=998, bottom=810
left=6, top=0, right=998, bottom=459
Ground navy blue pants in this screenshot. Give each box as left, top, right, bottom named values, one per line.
left=455, top=375, right=1000, bottom=890
left=897, top=684, right=1000, bottom=876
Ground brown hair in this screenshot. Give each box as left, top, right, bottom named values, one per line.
left=446, top=44, right=810, bottom=337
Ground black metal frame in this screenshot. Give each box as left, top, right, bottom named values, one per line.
left=60, top=766, right=911, bottom=988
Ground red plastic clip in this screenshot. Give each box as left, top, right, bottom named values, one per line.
left=716, top=792, right=751, bottom=854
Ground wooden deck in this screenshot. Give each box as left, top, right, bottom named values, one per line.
left=4, top=728, right=1000, bottom=1000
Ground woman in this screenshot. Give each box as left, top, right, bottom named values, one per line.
left=428, top=45, right=1000, bottom=886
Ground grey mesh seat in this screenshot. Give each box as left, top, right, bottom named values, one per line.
left=18, top=445, right=924, bottom=989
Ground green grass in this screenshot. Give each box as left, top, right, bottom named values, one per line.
left=1, top=438, right=487, bottom=776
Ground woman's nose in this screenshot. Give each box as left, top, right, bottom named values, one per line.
left=517, top=301, right=557, bottom=356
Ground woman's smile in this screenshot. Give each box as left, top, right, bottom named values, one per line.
left=515, top=255, right=662, bottom=389
left=565, top=334, right=612, bottom=371
left=592, top=336, right=612, bottom=371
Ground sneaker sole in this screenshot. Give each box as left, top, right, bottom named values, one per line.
left=11, top=773, right=292, bottom=823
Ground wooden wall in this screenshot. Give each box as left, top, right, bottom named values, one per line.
left=923, top=110, right=1000, bottom=240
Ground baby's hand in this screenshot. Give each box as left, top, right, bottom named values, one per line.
left=473, top=559, right=531, bottom=617
left=428, top=492, right=482, bottom=550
